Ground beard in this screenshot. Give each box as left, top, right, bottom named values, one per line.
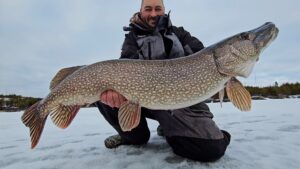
left=146, top=16, right=160, bottom=27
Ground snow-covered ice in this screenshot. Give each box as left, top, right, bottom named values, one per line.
left=1, top=99, right=300, bottom=169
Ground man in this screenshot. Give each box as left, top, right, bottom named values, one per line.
left=95, top=0, right=230, bottom=162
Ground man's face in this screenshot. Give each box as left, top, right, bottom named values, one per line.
left=140, top=0, right=165, bottom=27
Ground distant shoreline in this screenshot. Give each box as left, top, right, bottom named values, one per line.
left=1, top=97, right=299, bottom=113
left=0, top=109, right=23, bottom=113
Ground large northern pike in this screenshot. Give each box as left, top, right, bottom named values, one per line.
left=22, top=22, right=278, bottom=148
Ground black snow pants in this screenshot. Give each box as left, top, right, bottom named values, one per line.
left=95, top=101, right=230, bottom=162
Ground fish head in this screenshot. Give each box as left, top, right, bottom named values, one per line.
left=213, top=22, right=279, bottom=78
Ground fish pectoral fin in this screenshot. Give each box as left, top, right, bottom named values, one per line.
left=50, top=65, right=85, bottom=90
left=50, top=104, right=81, bottom=129
left=219, top=88, right=225, bottom=107
left=226, top=77, right=252, bottom=111
left=118, top=101, right=141, bottom=132
left=21, top=101, right=47, bottom=149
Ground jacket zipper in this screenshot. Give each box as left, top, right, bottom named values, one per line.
left=148, top=42, right=152, bottom=60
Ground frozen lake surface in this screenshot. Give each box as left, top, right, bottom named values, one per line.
left=1, top=99, right=300, bottom=169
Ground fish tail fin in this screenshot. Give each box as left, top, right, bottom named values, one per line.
left=21, top=101, right=47, bottom=149
left=50, top=104, right=81, bottom=129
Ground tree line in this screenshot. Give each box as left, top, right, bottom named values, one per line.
left=0, top=94, right=41, bottom=111
left=1, top=82, right=299, bottom=111
left=246, top=82, right=300, bottom=97
left=208, top=82, right=300, bottom=100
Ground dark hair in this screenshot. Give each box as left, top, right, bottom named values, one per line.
left=141, top=0, right=165, bottom=8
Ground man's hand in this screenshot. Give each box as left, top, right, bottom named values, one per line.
left=100, top=89, right=127, bottom=108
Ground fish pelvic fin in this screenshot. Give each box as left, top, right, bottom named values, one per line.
left=118, top=101, right=141, bottom=132
left=21, top=101, right=47, bottom=149
left=226, top=77, right=252, bottom=111
left=50, top=65, right=85, bottom=90
left=50, top=104, right=81, bottom=129
left=219, top=88, right=225, bottom=107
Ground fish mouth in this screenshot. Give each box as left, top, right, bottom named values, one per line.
left=252, top=22, right=279, bottom=50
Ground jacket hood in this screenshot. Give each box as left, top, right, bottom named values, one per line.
left=123, top=11, right=173, bottom=34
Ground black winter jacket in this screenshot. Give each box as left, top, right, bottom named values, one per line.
left=120, top=15, right=204, bottom=59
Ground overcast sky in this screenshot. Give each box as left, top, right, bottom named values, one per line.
left=0, top=0, right=299, bottom=97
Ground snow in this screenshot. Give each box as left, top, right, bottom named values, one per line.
left=1, top=99, right=300, bottom=169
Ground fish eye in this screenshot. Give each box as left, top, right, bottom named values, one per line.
left=240, top=33, right=250, bottom=40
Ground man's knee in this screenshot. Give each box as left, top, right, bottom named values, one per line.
left=189, top=102, right=210, bottom=112
left=95, top=101, right=119, bottom=126
left=166, top=136, right=229, bottom=162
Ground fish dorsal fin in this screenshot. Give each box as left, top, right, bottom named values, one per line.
left=219, top=88, right=225, bottom=107
left=50, top=104, right=81, bottom=129
left=50, top=66, right=85, bottom=90
left=226, top=77, right=252, bottom=111
left=118, top=101, right=141, bottom=131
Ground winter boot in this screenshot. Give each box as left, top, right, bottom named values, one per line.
left=104, top=134, right=125, bottom=149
